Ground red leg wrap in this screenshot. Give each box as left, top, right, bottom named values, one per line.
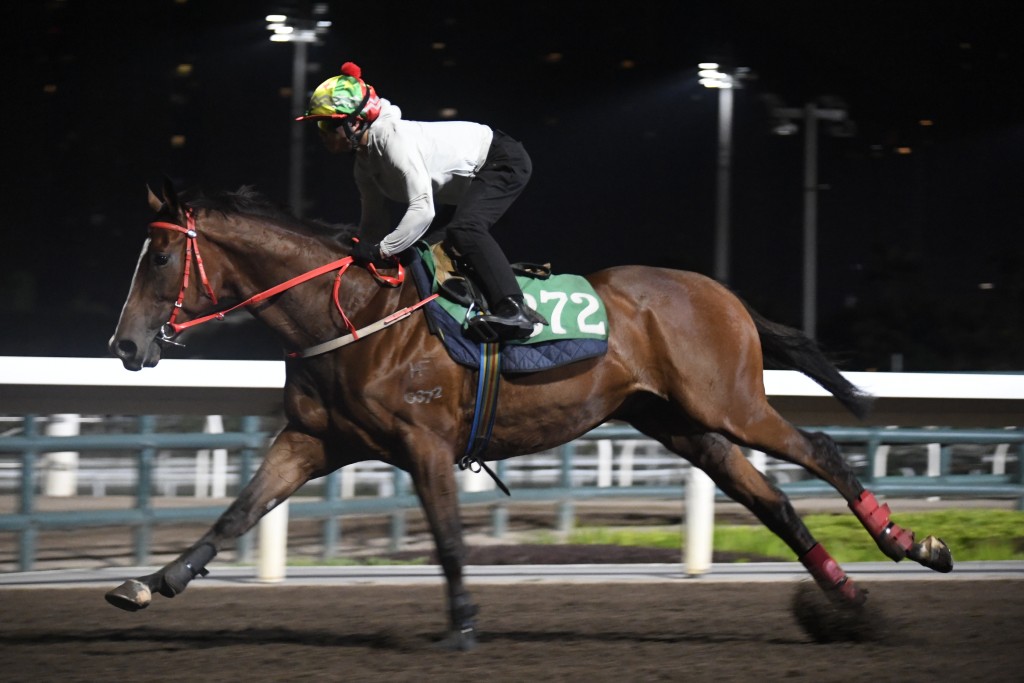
left=849, top=490, right=890, bottom=536
left=850, top=490, right=914, bottom=559
left=800, top=543, right=865, bottom=606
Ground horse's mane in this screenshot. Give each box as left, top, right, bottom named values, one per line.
left=183, top=185, right=358, bottom=243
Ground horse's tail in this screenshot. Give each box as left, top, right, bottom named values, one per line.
left=743, top=301, right=874, bottom=420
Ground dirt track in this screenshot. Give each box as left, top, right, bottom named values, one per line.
left=2, top=579, right=1023, bottom=682
left=4, top=498, right=1023, bottom=681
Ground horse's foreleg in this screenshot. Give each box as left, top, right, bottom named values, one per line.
left=106, top=428, right=327, bottom=611
left=406, top=450, right=477, bottom=650
left=678, top=433, right=866, bottom=606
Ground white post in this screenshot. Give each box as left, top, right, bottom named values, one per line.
left=43, top=413, right=80, bottom=497
left=461, top=463, right=497, bottom=492
left=194, top=448, right=210, bottom=498
left=926, top=442, right=941, bottom=477
left=748, top=449, right=767, bottom=473
left=618, top=441, right=636, bottom=487
left=205, top=416, right=228, bottom=498
left=873, top=444, right=890, bottom=478
left=341, top=464, right=357, bottom=498
left=926, top=442, right=942, bottom=501
left=685, top=467, right=715, bottom=576
left=597, top=439, right=613, bottom=487
left=258, top=499, right=289, bottom=582
left=992, top=443, right=1008, bottom=475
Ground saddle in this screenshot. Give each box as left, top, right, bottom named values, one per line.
left=408, top=242, right=609, bottom=374
left=429, top=243, right=551, bottom=341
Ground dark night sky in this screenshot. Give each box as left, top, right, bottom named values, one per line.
left=5, top=0, right=1023, bottom=370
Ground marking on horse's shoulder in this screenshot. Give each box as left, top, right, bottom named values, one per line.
left=404, top=386, right=443, bottom=404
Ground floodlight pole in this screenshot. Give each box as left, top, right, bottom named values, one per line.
left=771, top=101, right=848, bottom=339
left=267, top=11, right=332, bottom=219
left=713, top=85, right=734, bottom=285
left=699, top=63, right=750, bottom=286
left=801, top=102, right=819, bottom=339
left=288, top=40, right=308, bottom=218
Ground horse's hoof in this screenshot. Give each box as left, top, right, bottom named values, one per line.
left=827, top=576, right=868, bottom=608
left=909, top=535, right=953, bottom=573
left=105, top=579, right=152, bottom=612
left=435, top=628, right=478, bottom=651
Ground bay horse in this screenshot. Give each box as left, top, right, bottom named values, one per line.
left=106, top=180, right=952, bottom=648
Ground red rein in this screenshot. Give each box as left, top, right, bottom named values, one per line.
left=148, top=210, right=401, bottom=344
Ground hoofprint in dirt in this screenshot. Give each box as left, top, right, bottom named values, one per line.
left=1, top=581, right=1022, bottom=683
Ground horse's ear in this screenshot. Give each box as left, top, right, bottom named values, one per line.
left=146, top=184, right=163, bottom=213
left=161, top=176, right=182, bottom=216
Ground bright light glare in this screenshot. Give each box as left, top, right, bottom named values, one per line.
left=270, top=34, right=291, bottom=42
left=266, top=14, right=287, bottom=22
left=267, top=23, right=285, bottom=30
left=698, top=69, right=722, bottom=79
left=698, top=62, right=719, bottom=69
left=316, top=20, right=332, bottom=28
left=275, top=25, right=294, bottom=34
left=699, top=77, right=732, bottom=89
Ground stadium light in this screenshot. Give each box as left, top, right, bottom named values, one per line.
left=698, top=63, right=751, bottom=285
left=265, top=6, right=332, bottom=218
left=768, top=97, right=852, bottom=339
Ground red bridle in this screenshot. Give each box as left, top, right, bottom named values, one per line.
left=149, top=210, right=219, bottom=337
left=147, top=209, right=409, bottom=351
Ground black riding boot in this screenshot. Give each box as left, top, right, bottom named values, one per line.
left=476, top=295, right=547, bottom=341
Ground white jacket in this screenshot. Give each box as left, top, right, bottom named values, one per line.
left=354, top=100, right=494, bottom=256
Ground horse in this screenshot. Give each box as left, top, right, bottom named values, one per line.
left=106, top=179, right=952, bottom=649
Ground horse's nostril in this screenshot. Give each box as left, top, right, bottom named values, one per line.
left=114, top=339, right=137, bottom=359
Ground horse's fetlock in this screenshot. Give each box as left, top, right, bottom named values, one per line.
left=799, top=543, right=865, bottom=605
left=879, top=522, right=914, bottom=561
left=159, top=542, right=217, bottom=597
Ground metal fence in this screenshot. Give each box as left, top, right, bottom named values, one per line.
left=2, top=414, right=1022, bottom=572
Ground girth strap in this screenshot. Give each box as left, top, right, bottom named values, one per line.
left=457, top=342, right=510, bottom=496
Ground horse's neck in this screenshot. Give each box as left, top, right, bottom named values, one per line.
left=210, top=217, right=390, bottom=350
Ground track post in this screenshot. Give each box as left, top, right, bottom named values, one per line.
left=685, top=466, right=715, bottom=576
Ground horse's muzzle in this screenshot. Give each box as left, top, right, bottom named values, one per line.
left=108, top=334, right=162, bottom=371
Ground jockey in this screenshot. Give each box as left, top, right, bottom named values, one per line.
left=296, top=62, right=546, bottom=342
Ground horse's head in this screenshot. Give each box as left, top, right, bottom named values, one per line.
left=108, top=178, right=218, bottom=370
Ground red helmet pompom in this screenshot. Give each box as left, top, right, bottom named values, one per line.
left=340, top=62, right=362, bottom=78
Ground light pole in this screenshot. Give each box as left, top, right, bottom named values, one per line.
left=698, top=63, right=750, bottom=285
left=265, top=10, right=332, bottom=219
left=769, top=99, right=851, bottom=339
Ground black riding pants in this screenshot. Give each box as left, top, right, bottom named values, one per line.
left=445, top=129, right=532, bottom=305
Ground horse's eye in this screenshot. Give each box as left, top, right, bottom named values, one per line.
left=153, top=253, right=170, bottom=266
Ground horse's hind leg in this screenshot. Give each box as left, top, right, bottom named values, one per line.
left=106, top=427, right=327, bottom=611
left=674, top=433, right=866, bottom=606
left=725, top=407, right=952, bottom=573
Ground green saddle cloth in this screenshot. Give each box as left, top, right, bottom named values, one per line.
left=418, top=245, right=609, bottom=345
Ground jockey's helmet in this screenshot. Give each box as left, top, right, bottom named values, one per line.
left=295, top=62, right=382, bottom=132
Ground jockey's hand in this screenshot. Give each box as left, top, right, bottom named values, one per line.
left=350, top=238, right=393, bottom=268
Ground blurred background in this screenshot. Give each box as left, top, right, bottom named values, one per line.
left=5, top=0, right=1022, bottom=371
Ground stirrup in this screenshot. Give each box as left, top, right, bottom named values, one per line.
left=465, top=315, right=501, bottom=343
